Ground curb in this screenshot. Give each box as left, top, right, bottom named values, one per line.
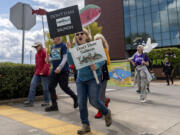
left=0, top=94, right=69, bottom=105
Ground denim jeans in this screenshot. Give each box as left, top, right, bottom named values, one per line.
left=28, top=75, right=50, bottom=103
left=76, top=77, right=109, bottom=125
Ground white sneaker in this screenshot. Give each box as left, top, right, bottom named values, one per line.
left=140, top=99, right=146, bottom=103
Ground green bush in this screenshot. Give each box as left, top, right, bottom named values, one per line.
left=0, top=62, right=42, bottom=100
left=148, top=47, right=180, bottom=68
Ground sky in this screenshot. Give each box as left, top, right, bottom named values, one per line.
left=0, top=0, right=84, bottom=64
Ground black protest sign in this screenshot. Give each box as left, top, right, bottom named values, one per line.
left=46, top=5, right=82, bottom=38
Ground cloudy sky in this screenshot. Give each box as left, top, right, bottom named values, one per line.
left=0, top=0, right=84, bottom=64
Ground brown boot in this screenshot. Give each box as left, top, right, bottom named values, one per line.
left=105, top=109, right=112, bottom=127
left=77, top=124, right=91, bottom=134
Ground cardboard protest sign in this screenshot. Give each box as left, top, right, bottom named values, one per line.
left=108, top=61, right=133, bottom=87
left=46, top=5, right=82, bottom=38
left=69, top=39, right=107, bottom=70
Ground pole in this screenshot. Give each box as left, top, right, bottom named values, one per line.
left=93, top=70, right=99, bottom=84
left=66, top=35, right=70, bottom=43
left=22, top=4, right=25, bottom=64
left=88, top=25, right=91, bottom=35
left=30, top=50, right=32, bottom=64
left=42, top=16, right=46, bottom=44
left=22, top=30, right=25, bottom=64
left=87, top=25, right=99, bottom=84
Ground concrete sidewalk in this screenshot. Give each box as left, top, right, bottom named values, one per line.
left=0, top=80, right=180, bottom=135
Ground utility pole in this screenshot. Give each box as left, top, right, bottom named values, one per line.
left=30, top=50, right=32, bottom=64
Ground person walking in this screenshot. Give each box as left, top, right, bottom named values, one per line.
left=45, top=36, right=78, bottom=112
left=24, top=42, right=50, bottom=107
left=67, top=28, right=112, bottom=134
left=163, top=57, right=173, bottom=85
left=129, top=45, right=152, bottom=103
left=94, top=34, right=111, bottom=119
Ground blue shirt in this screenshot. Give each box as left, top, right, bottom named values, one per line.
left=133, top=53, right=149, bottom=66
left=50, top=42, right=69, bottom=72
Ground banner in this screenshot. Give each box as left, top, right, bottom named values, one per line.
left=108, top=61, right=133, bottom=87
left=69, top=39, right=107, bottom=69
left=46, top=5, right=82, bottom=38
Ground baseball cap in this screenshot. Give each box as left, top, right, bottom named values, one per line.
left=32, top=42, right=42, bottom=48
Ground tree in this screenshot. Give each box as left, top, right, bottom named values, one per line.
left=45, top=21, right=103, bottom=54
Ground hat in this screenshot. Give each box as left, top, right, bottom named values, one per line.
left=32, top=42, right=42, bottom=48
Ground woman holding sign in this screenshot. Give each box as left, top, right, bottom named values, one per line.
left=67, top=28, right=112, bottom=134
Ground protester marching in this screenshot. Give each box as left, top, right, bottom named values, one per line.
left=1, top=1, right=180, bottom=135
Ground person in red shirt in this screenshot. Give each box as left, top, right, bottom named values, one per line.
left=24, top=42, right=50, bottom=107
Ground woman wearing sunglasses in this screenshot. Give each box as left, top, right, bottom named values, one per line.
left=67, top=28, right=112, bottom=135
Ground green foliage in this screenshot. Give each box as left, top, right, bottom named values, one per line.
left=0, top=63, right=42, bottom=100
left=85, top=22, right=102, bottom=40
left=148, top=47, right=180, bottom=68
left=45, top=22, right=102, bottom=53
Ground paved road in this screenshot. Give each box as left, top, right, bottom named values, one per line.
left=0, top=81, right=180, bottom=135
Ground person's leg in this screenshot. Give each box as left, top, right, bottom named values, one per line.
left=76, top=80, right=91, bottom=134
left=76, top=80, right=89, bottom=125
left=45, top=72, right=58, bottom=112
left=136, top=70, right=141, bottom=93
left=58, top=71, right=78, bottom=108
left=99, top=80, right=108, bottom=103
left=165, top=73, right=170, bottom=85
left=87, top=78, right=112, bottom=127
left=147, top=83, right=150, bottom=93
left=140, top=71, right=147, bottom=102
left=95, top=80, right=108, bottom=119
left=88, top=78, right=108, bottom=115
left=169, top=72, right=174, bottom=84
left=41, top=76, right=50, bottom=106
left=27, top=75, right=40, bottom=103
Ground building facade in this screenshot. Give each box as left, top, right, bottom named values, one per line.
left=86, top=0, right=126, bottom=60
left=86, top=0, right=180, bottom=59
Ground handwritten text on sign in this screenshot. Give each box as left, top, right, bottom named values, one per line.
left=69, top=39, right=107, bottom=69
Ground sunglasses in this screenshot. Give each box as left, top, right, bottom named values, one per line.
left=76, top=32, right=84, bottom=36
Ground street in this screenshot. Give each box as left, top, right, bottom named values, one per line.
left=0, top=81, right=180, bottom=135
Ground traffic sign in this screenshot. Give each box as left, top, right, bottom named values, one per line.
left=10, top=2, right=36, bottom=30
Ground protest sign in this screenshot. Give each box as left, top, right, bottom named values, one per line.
left=108, top=61, right=133, bottom=87
left=69, top=39, right=107, bottom=70
left=46, top=5, right=82, bottom=38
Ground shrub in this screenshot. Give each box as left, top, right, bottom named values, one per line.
left=0, top=62, right=42, bottom=100
left=148, top=47, right=180, bottom=68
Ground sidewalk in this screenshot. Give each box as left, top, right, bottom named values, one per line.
left=0, top=80, right=180, bottom=135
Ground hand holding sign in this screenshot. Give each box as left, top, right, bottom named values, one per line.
left=46, top=5, right=82, bottom=38
left=69, top=39, right=107, bottom=84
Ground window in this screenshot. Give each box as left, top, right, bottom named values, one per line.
left=137, top=15, right=145, bottom=33
left=154, top=33, right=161, bottom=41
left=160, top=9, right=169, bottom=32
left=144, top=7, right=151, bottom=14
left=130, top=16, right=137, bottom=34
left=151, top=5, right=159, bottom=13
left=144, top=0, right=150, bottom=7
left=130, top=0, right=136, bottom=10
left=136, top=0, right=143, bottom=9
left=162, top=32, right=170, bottom=40
left=137, top=8, right=143, bottom=15
left=159, top=0, right=167, bottom=10
left=124, top=16, right=131, bottom=37
left=162, top=40, right=171, bottom=46
left=168, top=7, right=178, bottom=28
left=152, top=13, right=161, bottom=33
left=144, top=14, right=152, bottom=34
left=151, top=0, right=158, bottom=5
